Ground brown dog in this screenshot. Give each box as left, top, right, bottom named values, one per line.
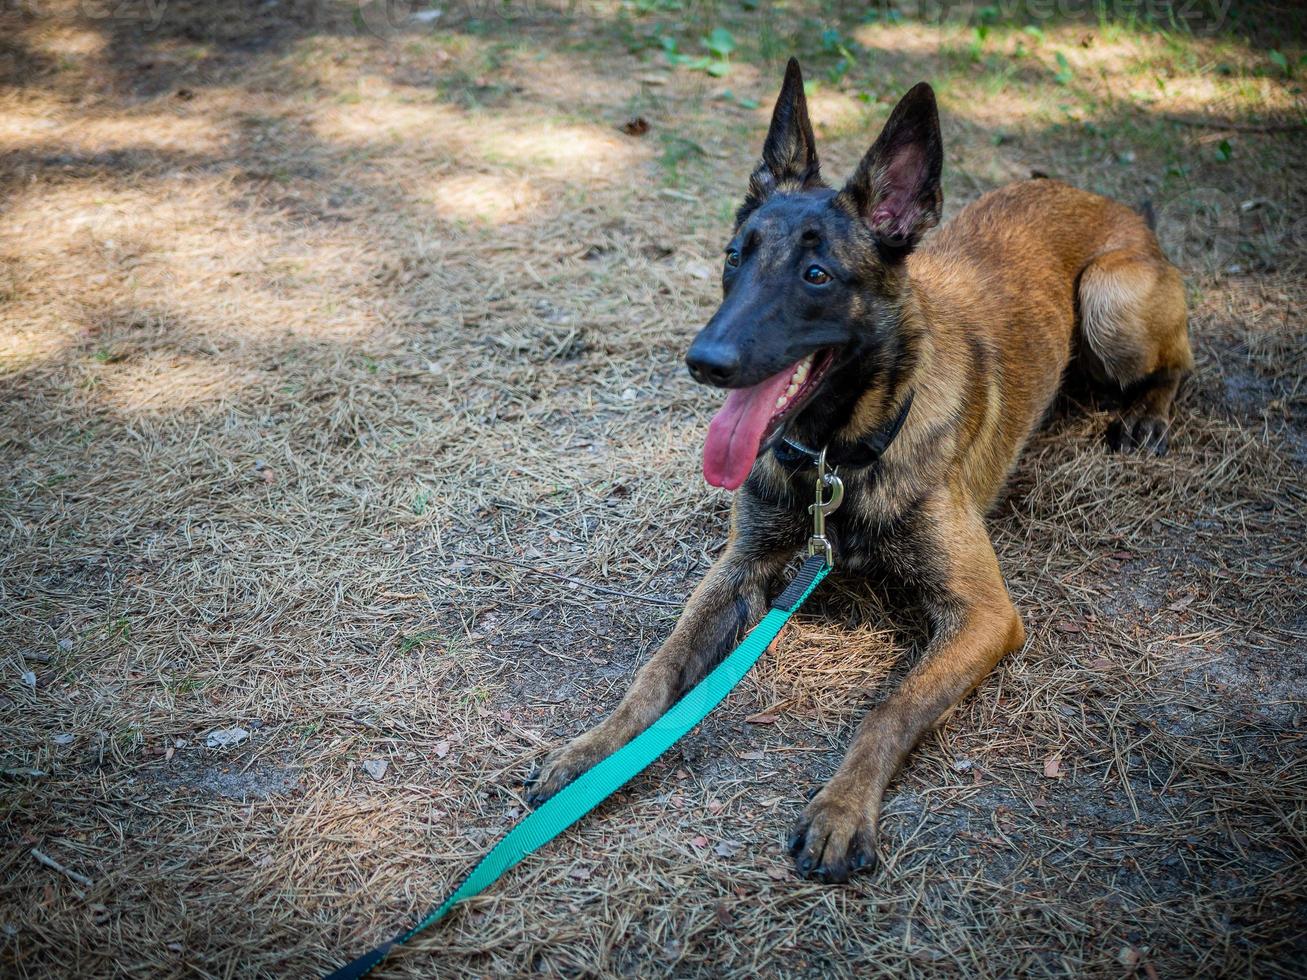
left=527, top=59, right=1191, bottom=882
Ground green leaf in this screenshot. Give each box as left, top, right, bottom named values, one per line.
left=703, top=26, right=736, bottom=58
left=706, top=59, right=731, bottom=77
left=1053, top=50, right=1073, bottom=86
left=1268, top=49, right=1289, bottom=76
left=1216, top=138, right=1232, bottom=161
left=676, top=55, right=710, bottom=70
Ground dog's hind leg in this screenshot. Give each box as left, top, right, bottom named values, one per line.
left=1076, top=248, right=1193, bottom=454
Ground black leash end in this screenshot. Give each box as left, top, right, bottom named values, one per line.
left=770, top=554, right=829, bottom=613
left=324, top=937, right=399, bottom=980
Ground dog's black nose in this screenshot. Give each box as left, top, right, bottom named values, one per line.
left=686, top=342, right=740, bottom=387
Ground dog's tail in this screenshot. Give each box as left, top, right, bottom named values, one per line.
left=1137, top=198, right=1157, bottom=231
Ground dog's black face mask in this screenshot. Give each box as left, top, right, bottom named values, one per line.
left=687, top=59, right=942, bottom=490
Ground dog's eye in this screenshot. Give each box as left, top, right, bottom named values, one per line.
left=803, top=265, right=830, bottom=285
left=724, top=248, right=741, bottom=269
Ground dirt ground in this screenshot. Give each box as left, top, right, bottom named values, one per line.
left=2, top=1, right=1304, bottom=977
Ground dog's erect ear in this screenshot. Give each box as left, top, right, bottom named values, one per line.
left=837, top=82, right=943, bottom=257
left=741, top=58, right=819, bottom=217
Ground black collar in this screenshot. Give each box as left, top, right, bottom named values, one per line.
left=772, top=390, right=914, bottom=469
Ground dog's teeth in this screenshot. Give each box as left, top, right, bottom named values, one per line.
left=775, top=397, right=787, bottom=409
left=786, top=353, right=815, bottom=393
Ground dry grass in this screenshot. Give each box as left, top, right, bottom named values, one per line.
left=1, top=1, right=1304, bottom=977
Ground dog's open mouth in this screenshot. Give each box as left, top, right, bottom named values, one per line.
left=702, top=348, right=836, bottom=490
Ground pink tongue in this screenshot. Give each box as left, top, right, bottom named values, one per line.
left=702, top=364, right=798, bottom=490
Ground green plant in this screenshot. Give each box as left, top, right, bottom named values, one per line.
left=862, top=7, right=902, bottom=24
left=399, top=631, right=441, bottom=654
left=1053, top=51, right=1074, bottom=86
left=820, top=27, right=859, bottom=83
left=629, top=0, right=682, bottom=13
left=702, top=27, right=736, bottom=77
left=717, top=89, right=759, bottom=109
left=659, top=30, right=732, bottom=77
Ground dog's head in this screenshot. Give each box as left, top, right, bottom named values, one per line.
left=688, top=59, right=943, bottom=490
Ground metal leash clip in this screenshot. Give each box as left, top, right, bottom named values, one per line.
left=807, top=447, right=844, bottom=567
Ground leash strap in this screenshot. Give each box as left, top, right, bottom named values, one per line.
left=325, top=554, right=831, bottom=980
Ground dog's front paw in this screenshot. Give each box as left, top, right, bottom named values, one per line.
left=787, top=785, right=878, bottom=883
left=524, top=736, right=609, bottom=807
left=1107, top=413, right=1170, bottom=455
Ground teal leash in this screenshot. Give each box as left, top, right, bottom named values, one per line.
left=324, top=555, right=829, bottom=980
left=326, top=452, right=845, bottom=979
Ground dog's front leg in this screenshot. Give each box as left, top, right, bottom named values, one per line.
left=788, top=498, right=1026, bottom=882
left=526, top=545, right=788, bottom=806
